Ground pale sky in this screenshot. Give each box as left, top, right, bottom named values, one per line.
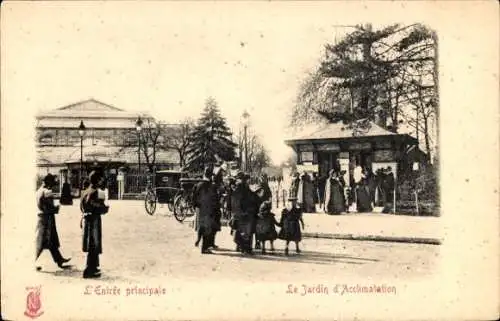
left=2, top=2, right=359, bottom=164
left=2, top=2, right=445, bottom=165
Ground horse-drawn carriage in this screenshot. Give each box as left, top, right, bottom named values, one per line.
left=144, top=170, right=215, bottom=222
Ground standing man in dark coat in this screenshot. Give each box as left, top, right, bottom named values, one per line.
left=193, top=168, right=218, bottom=254
left=207, top=167, right=225, bottom=249
left=35, top=174, right=71, bottom=271
left=80, top=171, right=109, bottom=278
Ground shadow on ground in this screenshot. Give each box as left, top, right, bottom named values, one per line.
left=38, top=265, right=131, bottom=282
left=212, top=249, right=379, bottom=265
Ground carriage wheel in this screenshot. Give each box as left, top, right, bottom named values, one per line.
left=144, top=191, right=157, bottom=215
left=167, top=202, right=174, bottom=213
left=173, top=195, right=189, bottom=222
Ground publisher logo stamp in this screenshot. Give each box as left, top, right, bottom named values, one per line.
left=24, top=286, right=44, bottom=319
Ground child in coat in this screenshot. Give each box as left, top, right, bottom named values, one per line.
left=278, top=197, right=305, bottom=255
left=255, top=201, right=280, bottom=254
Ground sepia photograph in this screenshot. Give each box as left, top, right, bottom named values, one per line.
left=1, top=1, right=498, bottom=320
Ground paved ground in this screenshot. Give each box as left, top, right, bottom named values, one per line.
left=33, top=200, right=439, bottom=284
left=0, top=200, right=443, bottom=320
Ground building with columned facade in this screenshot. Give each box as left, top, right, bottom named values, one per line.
left=36, top=99, right=179, bottom=198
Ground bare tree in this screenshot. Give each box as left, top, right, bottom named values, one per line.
left=138, top=118, right=162, bottom=173
left=161, top=118, right=194, bottom=168
left=236, top=126, right=271, bottom=175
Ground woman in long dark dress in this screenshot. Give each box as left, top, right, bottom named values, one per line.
left=356, top=170, right=373, bottom=212
left=324, top=170, right=345, bottom=215
left=297, top=172, right=315, bottom=213
left=230, top=172, right=255, bottom=254
left=59, top=179, right=73, bottom=205
left=278, top=197, right=305, bottom=255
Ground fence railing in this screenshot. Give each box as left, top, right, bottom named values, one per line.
left=124, top=174, right=152, bottom=195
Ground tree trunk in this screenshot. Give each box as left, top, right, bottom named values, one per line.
left=423, top=115, right=432, bottom=163
left=359, top=37, right=372, bottom=112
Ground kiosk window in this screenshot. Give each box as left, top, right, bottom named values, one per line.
left=300, top=151, right=314, bottom=162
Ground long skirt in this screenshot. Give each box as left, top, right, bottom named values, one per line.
left=82, top=214, right=102, bottom=254
left=36, top=214, right=60, bottom=253
left=278, top=220, right=301, bottom=242
left=59, top=184, right=73, bottom=205
left=356, top=185, right=373, bottom=213
left=236, top=216, right=254, bottom=241
left=326, top=184, right=345, bottom=215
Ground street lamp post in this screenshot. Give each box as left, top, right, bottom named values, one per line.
left=78, top=120, right=86, bottom=194
left=136, top=117, right=143, bottom=189
left=242, top=110, right=250, bottom=173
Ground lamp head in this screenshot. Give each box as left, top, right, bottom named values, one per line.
left=78, top=120, right=86, bottom=137
left=136, top=116, right=143, bottom=132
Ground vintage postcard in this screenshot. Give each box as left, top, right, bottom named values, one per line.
left=1, top=1, right=498, bottom=320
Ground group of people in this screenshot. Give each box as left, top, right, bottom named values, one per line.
left=288, top=165, right=396, bottom=215
left=192, top=167, right=305, bottom=256
left=35, top=170, right=109, bottom=278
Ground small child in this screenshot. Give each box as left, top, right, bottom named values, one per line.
left=255, top=201, right=280, bottom=254
left=278, top=197, right=305, bottom=255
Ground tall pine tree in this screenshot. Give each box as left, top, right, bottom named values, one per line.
left=184, top=97, right=237, bottom=174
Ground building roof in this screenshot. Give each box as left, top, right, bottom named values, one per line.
left=36, top=98, right=153, bottom=129
left=37, top=146, right=179, bottom=165
left=284, top=120, right=417, bottom=145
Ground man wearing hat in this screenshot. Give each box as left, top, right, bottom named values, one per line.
left=192, top=167, right=218, bottom=254
left=80, top=170, right=109, bottom=278
left=35, top=174, right=71, bottom=270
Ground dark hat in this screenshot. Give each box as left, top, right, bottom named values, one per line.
left=89, top=171, right=102, bottom=185
left=259, top=200, right=272, bottom=212
left=43, top=174, right=56, bottom=186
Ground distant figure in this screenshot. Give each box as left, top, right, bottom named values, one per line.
left=59, top=178, right=73, bottom=205
left=117, top=170, right=125, bottom=200
left=35, top=174, right=71, bottom=271
left=311, top=173, right=320, bottom=205
left=356, top=168, right=373, bottom=213
left=382, top=167, right=395, bottom=213
left=297, top=172, right=315, bottom=213
left=324, top=170, right=345, bottom=215
left=289, top=172, right=300, bottom=199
